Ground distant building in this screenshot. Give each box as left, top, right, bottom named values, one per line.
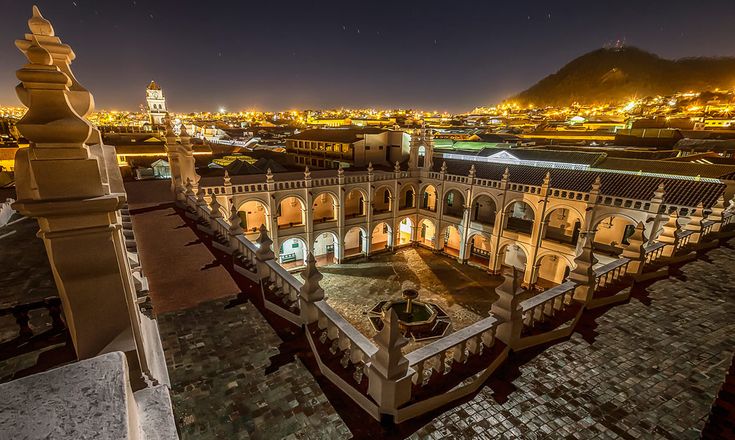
left=145, top=80, right=167, bottom=125
left=285, top=128, right=410, bottom=168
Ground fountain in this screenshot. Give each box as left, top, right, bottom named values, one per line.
left=368, top=284, right=451, bottom=341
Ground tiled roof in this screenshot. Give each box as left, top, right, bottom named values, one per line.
left=595, top=157, right=735, bottom=181
left=446, top=147, right=605, bottom=166
left=287, top=128, right=388, bottom=144
left=434, top=158, right=725, bottom=208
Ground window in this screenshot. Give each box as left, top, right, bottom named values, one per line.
left=366, top=146, right=371, bottom=151
left=383, top=191, right=389, bottom=204
left=447, top=192, right=454, bottom=207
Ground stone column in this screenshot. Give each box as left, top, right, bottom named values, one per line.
left=299, top=253, right=325, bottom=324
left=490, top=269, right=525, bottom=348
left=366, top=163, right=374, bottom=257
left=227, top=202, right=244, bottom=250
left=568, top=232, right=598, bottom=303
left=304, top=167, right=313, bottom=257
left=254, top=224, right=276, bottom=281
left=367, top=309, right=414, bottom=414
left=621, top=222, right=646, bottom=277
left=11, top=35, right=164, bottom=387
left=337, top=167, right=345, bottom=262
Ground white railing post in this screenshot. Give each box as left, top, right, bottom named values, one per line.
left=568, top=231, right=598, bottom=302
left=621, top=222, right=646, bottom=277
left=298, top=252, right=324, bottom=324
left=490, top=269, right=525, bottom=348
left=367, top=309, right=414, bottom=415
left=254, top=224, right=275, bottom=282
left=227, top=202, right=243, bottom=250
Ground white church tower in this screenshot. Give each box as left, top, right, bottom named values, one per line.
left=145, top=80, right=167, bottom=125
left=408, top=123, right=434, bottom=170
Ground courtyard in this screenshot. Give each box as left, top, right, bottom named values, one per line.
left=302, top=246, right=505, bottom=350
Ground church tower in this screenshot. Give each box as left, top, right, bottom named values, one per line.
left=146, top=80, right=167, bottom=125
left=408, top=123, right=434, bottom=170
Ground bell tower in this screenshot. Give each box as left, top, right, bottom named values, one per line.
left=408, top=123, right=434, bottom=170
left=145, top=80, right=167, bottom=125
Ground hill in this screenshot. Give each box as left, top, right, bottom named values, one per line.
left=510, top=47, right=735, bottom=106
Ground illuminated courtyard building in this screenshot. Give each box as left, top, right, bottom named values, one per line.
left=285, top=127, right=410, bottom=168
left=3, top=6, right=735, bottom=440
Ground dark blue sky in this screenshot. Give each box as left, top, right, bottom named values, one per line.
left=2, top=0, right=735, bottom=112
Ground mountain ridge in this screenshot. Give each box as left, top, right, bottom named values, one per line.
left=510, top=47, right=735, bottom=106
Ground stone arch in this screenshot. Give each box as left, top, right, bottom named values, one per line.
left=419, top=184, right=438, bottom=212
left=344, top=226, right=368, bottom=257
left=344, top=188, right=367, bottom=219
left=417, top=218, right=436, bottom=247
left=504, top=199, right=536, bottom=235
left=466, top=232, right=492, bottom=267
left=497, top=241, right=530, bottom=274
left=440, top=224, right=462, bottom=256
left=237, top=199, right=270, bottom=235
left=371, top=222, right=393, bottom=252
left=313, top=231, right=339, bottom=266
left=443, top=188, right=466, bottom=218
left=543, top=206, right=584, bottom=246
left=278, top=236, right=308, bottom=268
left=418, top=145, right=426, bottom=168
left=592, top=214, right=638, bottom=257
left=471, top=193, right=498, bottom=226
left=373, top=185, right=393, bottom=214
left=399, top=183, right=417, bottom=210
left=535, top=251, right=575, bottom=287
left=312, top=190, right=338, bottom=223
left=397, top=216, right=414, bottom=246
left=277, top=195, right=306, bottom=229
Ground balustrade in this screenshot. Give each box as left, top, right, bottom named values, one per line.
left=593, top=258, right=630, bottom=290
left=643, top=241, right=666, bottom=264
left=519, top=281, right=576, bottom=331
left=405, top=315, right=499, bottom=387
left=0, top=297, right=65, bottom=341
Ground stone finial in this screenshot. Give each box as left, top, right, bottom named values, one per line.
left=196, top=186, right=206, bottom=205
left=29, top=5, right=55, bottom=36
left=568, top=231, right=599, bottom=299
left=228, top=203, right=243, bottom=235
left=164, top=117, right=176, bottom=142
left=209, top=195, right=223, bottom=218
left=223, top=170, right=231, bottom=186
left=728, top=194, right=735, bottom=213
left=371, top=309, right=409, bottom=379
left=394, top=161, right=401, bottom=173
left=255, top=224, right=275, bottom=261
left=591, top=175, right=602, bottom=192
left=266, top=168, right=274, bottom=183
left=337, top=165, right=344, bottom=176
left=304, top=165, right=311, bottom=180
left=652, top=182, right=665, bottom=203
left=440, top=161, right=447, bottom=174
left=468, top=164, right=476, bottom=179
left=501, top=167, right=510, bottom=183
left=179, top=123, right=191, bottom=146
left=543, top=171, right=550, bottom=186
left=184, top=178, right=194, bottom=196
left=367, top=162, right=374, bottom=174
left=300, top=252, right=325, bottom=302
left=14, top=41, right=91, bottom=150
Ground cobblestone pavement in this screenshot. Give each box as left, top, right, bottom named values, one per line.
left=158, top=299, right=350, bottom=440
left=411, top=243, right=735, bottom=439
left=308, top=247, right=502, bottom=352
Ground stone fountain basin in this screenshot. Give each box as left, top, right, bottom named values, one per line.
left=381, top=299, right=438, bottom=333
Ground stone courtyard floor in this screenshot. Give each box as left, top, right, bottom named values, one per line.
left=126, top=181, right=734, bottom=439
left=308, top=247, right=503, bottom=351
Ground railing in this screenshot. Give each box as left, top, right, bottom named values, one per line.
left=676, top=229, right=694, bottom=250
left=543, top=226, right=577, bottom=245
left=506, top=217, right=534, bottom=235
left=643, top=241, right=666, bottom=263
left=519, top=281, right=576, bottom=331
left=263, top=259, right=302, bottom=314
left=701, top=220, right=715, bottom=238
left=406, top=315, right=500, bottom=387
left=0, top=297, right=65, bottom=341
left=313, top=300, right=378, bottom=386
left=593, top=258, right=630, bottom=290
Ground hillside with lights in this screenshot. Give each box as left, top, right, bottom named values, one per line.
left=510, top=46, right=735, bottom=106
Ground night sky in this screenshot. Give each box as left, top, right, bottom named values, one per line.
left=2, top=0, right=735, bottom=113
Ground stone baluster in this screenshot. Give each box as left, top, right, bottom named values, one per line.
left=299, top=252, right=324, bottom=325
left=490, top=269, right=525, bottom=348
left=621, top=222, right=647, bottom=277
left=568, top=231, right=597, bottom=303
left=367, top=309, right=414, bottom=415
